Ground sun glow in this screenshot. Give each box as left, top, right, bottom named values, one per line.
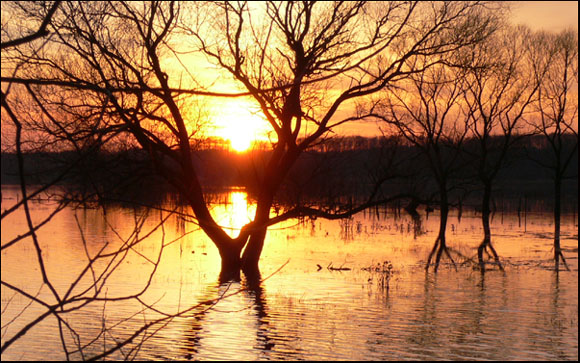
left=211, top=99, right=270, bottom=152
left=222, top=120, right=255, bottom=152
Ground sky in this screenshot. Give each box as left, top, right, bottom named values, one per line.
left=1, top=1, right=578, bottom=151
left=510, top=1, right=578, bottom=32
left=265, top=1, right=579, bottom=140
left=325, top=1, right=580, bottom=139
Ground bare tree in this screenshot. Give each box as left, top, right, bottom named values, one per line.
left=2, top=1, right=499, bottom=281
left=183, top=1, right=500, bottom=277
left=461, top=25, right=540, bottom=272
left=0, top=1, right=61, bottom=50
left=528, top=29, right=578, bottom=271
left=375, top=60, right=472, bottom=271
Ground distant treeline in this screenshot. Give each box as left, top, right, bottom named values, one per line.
left=1, top=135, right=577, bottom=212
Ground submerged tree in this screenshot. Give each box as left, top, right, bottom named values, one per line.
left=528, top=29, right=578, bottom=272
left=461, top=25, right=540, bottom=272
left=376, top=61, right=472, bottom=271
left=2, top=1, right=499, bottom=280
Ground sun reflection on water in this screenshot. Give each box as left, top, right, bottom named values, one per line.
left=212, top=190, right=256, bottom=238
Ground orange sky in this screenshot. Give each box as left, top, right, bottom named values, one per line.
left=510, top=1, right=578, bottom=32
left=321, top=1, right=580, bottom=139
left=1, top=2, right=577, bottom=151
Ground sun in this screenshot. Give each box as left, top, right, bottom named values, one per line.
left=212, top=99, right=269, bottom=152
left=223, top=123, right=254, bottom=152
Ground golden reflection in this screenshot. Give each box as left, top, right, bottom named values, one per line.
left=229, top=191, right=251, bottom=236
left=212, top=190, right=255, bottom=238
left=2, top=186, right=578, bottom=360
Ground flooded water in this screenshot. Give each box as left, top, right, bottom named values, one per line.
left=1, top=185, right=578, bottom=360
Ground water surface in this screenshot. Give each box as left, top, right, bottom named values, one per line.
left=1, top=185, right=578, bottom=360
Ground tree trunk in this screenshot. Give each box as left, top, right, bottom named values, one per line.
left=478, top=181, right=492, bottom=268
left=214, top=225, right=267, bottom=282
left=242, top=228, right=267, bottom=279
left=478, top=181, right=503, bottom=271
left=241, top=187, right=276, bottom=278
left=435, top=199, right=450, bottom=272
left=554, top=177, right=561, bottom=271
left=218, top=243, right=243, bottom=282
left=209, top=144, right=298, bottom=281
left=553, top=175, right=569, bottom=271
left=177, top=163, right=250, bottom=282
left=426, top=184, right=455, bottom=272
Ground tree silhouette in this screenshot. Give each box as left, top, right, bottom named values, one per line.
left=375, top=61, right=472, bottom=271
left=528, top=29, right=578, bottom=271
left=461, top=25, right=540, bottom=272
left=2, top=1, right=500, bottom=281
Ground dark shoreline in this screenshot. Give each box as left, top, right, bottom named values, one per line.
left=2, top=135, right=577, bottom=213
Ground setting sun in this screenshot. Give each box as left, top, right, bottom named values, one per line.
left=211, top=98, right=270, bottom=152
left=221, top=121, right=254, bottom=152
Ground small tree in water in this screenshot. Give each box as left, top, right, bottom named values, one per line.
left=375, top=61, right=472, bottom=272
left=528, top=30, right=578, bottom=272
left=461, top=26, right=542, bottom=272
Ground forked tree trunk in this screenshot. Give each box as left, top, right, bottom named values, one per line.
left=209, top=146, right=298, bottom=281
left=180, top=166, right=249, bottom=281
left=426, top=186, right=455, bottom=272
left=215, top=228, right=267, bottom=282
left=435, top=204, right=449, bottom=271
